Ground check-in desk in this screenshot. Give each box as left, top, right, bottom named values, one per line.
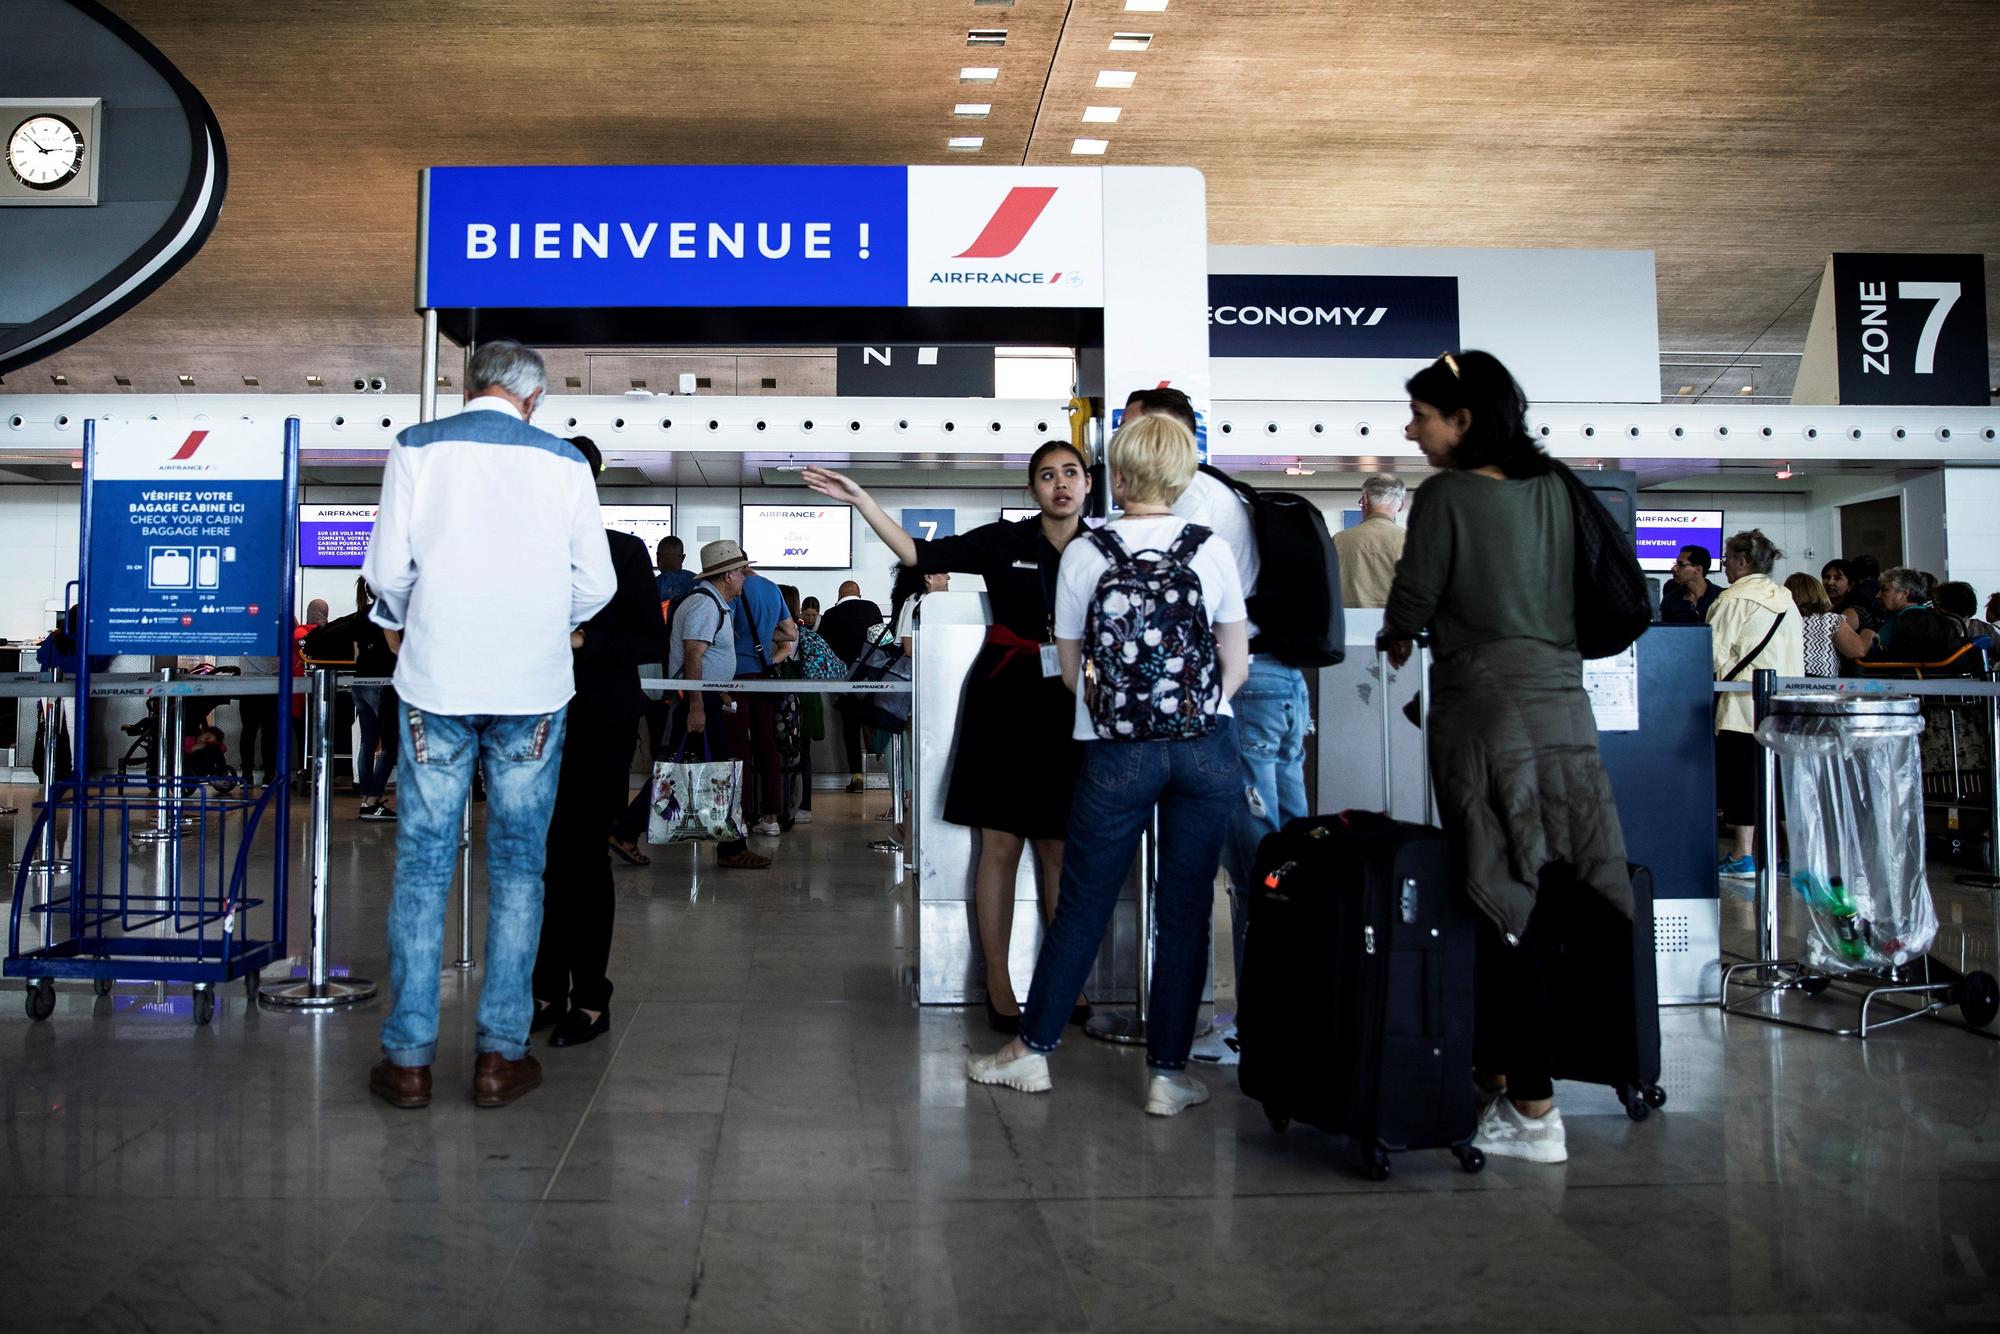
left=913, top=592, right=1144, bottom=1005
left=1316, top=613, right=1721, bottom=1003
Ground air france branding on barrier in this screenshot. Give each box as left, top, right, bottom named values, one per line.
left=1206, top=274, right=1461, bottom=358
left=88, top=423, right=285, bottom=654
left=420, top=165, right=1103, bottom=311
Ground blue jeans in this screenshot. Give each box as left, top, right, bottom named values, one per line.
left=353, top=684, right=397, bottom=800
left=1021, top=720, right=1239, bottom=1071
left=382, top=704, right=567, bottom=1066
left=1219, top=658, right=1311, bottom=986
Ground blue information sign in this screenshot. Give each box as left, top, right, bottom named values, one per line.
left=86, top=423, right=288, bottom=656
left=900, top=508, right=956, bottom=542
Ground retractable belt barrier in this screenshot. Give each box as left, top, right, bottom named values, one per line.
left=640, top=678, right=911, bottom=693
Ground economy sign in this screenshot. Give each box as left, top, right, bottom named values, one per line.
left=1206, top=274, right=1461, bottom=359
left=419, top=165, right=1104, bottom=311
left=87, top=423, right=286, bottom=655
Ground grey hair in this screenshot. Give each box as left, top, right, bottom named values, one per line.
left=1723, top=528, right=1783, bottom=575
left=1360, top=473, right=1406, bottom=510
left=1880, top=566, right=1929, bottom=601
left=466, top=339, right=547, bottom=399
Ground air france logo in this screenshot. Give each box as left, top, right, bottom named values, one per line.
left=168, top=430, right=209, bottom=461
left=929, top=186, right=1081, bottom=288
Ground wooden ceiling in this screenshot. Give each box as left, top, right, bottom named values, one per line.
left=9, top=0, right=1998, bottom=398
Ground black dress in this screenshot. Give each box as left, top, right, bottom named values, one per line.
left=913, top=517, right=1083, bottom=840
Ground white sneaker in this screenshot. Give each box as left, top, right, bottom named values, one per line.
left=965, top=1047, right=1052, bottom=1093
left=792, top=810, right=812, bottom=824
left=1143, top=1071, right=1211, bottom=1117
left=1188, top=1022, right=1241, bottom=1067
left=1474, top=1079, right=1507, bottom=1110
left=1472, top=1098, right=1568, bottom=1164
left=753, top=817, right=782, bottom=837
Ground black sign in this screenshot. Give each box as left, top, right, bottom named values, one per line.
left=1207, top=274, right=1460, bottom=359
left=835, top=344, right=996, bottom=397
left=1831, top=253, right=1988, bottom=406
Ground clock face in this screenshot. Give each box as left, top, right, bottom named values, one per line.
left=8, top=114, right=85, bottom=191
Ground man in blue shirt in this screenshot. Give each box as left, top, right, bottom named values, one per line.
left=655, top=536, right=697, bottom=605
left=729, top=570, right=798, bottom=836
left=1660, top=545, right=1724, bottom=625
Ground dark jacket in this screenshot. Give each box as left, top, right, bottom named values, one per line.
left=1659, top=578, right=1723, bottom=626
left=818, top=596, right=884, bottom=666
left=573, top=529, right=669, bottom=718
left=302, top=610, right=398, bottom=675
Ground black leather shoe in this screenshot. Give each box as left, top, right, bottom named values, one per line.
left=530, top=1001, right=565, bottom=1033
left=984, top=995, right=1021, bottom=1036
left=549, top=1006, right=610, bottom=1047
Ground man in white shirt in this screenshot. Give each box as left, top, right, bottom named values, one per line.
left=362, top=338, right=615, bottom=1112
left=1126, top=387, right=1306, bottom=1067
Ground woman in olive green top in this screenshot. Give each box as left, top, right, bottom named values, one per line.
left=1381, top=351, right=1631, bottom=1168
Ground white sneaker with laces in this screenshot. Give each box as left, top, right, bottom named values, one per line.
left=965, top=1048, right=1051, bottom=1093
left=753, top=817, right=782, bottom=837
left=1472, top=1098, right=1568, bottom=1164
left=1143, top=1071, right=1210, bottom=1117
left=1188, top=1022, right=1240, bottom=1067
left=792, top=810, right=812, bottom=824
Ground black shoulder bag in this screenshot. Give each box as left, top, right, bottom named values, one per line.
left=1551, top=458, right=1651, bottom=660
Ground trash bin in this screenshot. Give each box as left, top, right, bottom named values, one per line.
left=1756, top=692, right=1938, bottom=973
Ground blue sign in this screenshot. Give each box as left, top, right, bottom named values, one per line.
left=86, top=426, right=288, bottom=656
left=1207, top=274, right=1461, bottom=359
left=422, top=166, right=910, bottom=309
left=900, top=508, right=956, bottom=542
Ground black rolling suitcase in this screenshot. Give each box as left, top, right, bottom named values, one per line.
left=1237, top=641, right=1485, bottom=1180
left=1533, top=862, right=1667, bottom=1121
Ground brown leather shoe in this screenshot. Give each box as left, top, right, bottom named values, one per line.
left=369, top=1058, right=432, bottom=1109
left=472, top=1051, right=543, bottom=1108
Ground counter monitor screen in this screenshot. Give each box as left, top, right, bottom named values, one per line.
left=740, top=503, right=852, bottom=570
left=1634, top=509, right=1725, bottom=573
left=601, top=504, right=674, bottom=552
left=298, top=503, right=378, bottom=568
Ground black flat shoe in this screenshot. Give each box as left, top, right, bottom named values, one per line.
left=530, top=1002, right=565, bottom=1034
left=1069, top=1002, right=1094, bottom=1027
left=984, top=995, right=1021, bottom=1036
left=549, top=1007, right=610, bottom=1047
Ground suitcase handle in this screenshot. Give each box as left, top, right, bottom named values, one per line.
left=1373, top=631, right=1431, bottom=821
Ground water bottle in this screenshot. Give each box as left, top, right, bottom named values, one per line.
left=1826, top=876, right=1866, bottom=962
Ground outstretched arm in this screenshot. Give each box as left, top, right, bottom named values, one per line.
left=801, top=467, right=917, bottom=566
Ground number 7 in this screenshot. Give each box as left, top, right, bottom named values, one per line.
left=918, top=521, right=938, bottom=540
left=1897, top=281, right=1961, bottom=375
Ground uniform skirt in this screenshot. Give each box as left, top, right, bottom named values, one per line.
left=940, top=643, right=1082, bottom=840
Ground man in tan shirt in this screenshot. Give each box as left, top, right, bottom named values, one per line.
left=1335, top=473, right=1407, bottom=608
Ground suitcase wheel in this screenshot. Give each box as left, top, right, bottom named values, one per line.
left=1452, top=1142, right=1486, bottom=1174
left=1622, top=1094, right=1650, bottom=1123
left=1262, top=1104, right=1291, bottom=1134
left=1642, top=1083, right=1668, bottom=1110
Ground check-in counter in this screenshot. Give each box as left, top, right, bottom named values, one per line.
left=1317, top=612, right=1721, bottom=1003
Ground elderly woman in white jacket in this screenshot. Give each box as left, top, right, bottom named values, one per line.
left=1708, top=529, right=1803, bottom=880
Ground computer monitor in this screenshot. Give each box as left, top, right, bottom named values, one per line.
left=1634, top=509, right=1725, bottom=573
left=298, top=503, right=377, bottom=568
left=741, top=502, right=853, bottom=569
left=601, top=504, right=673, bottom=552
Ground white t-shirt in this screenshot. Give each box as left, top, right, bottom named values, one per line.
left=1172, top=470, right=1260, bottom=640
left=892, top=594, right=925, bottom=644
left=1053, top=515, right=1246, bottom=742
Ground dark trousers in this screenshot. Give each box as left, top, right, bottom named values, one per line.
left=1475, top=901, right=1554, bottom=1102
left=839, top=700, right=868, bottom=779
left=731, top=682, right=783, bottom=820
left=532, top=702, right=639, bottom=1014
left=614, top=694, right=674, bottom=843
left=239, top=697, right=279, bottom=780
left=665, top=690, right=750, bottom=858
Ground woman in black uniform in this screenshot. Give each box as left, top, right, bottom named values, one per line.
left=803, top=443, right=1090, bottom=1032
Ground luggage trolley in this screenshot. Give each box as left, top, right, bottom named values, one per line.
left=5, top=419, right=300, bottom=1025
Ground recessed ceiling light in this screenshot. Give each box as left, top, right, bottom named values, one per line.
left=1096, top=69, right=1136, bottom=88
left=565, top=375, right=583, bottom=389
left=437, top=375, right=450, bottom=387
left=949, top=136, right=986, bottom=151
left=241, top=375, right=259, bottom=386
left=113, top=375, right=131, bottom=387
left=955, top=102, right=992, bottom=117
left=1109, top=32, right=1153, bottom=50
left=1675, top=385, right=1695, bottom=396
left=305, top=374, right=323, bottom=387
left=1124, top=0, right=1168, bottom=10
left=961, top=66, right=1000, bottom=82
left=177, top=374, right=195, bottom=386
left=630, top=378, right=648, bottom=390
left=1082, top=105, right=1122, bottom=123
left=1072, top=137, right=1109, bottom=155
left=1739, top=385, right=1755, bottom=395
left=50, top=373, right=67, bottom=385
left=966, top=28, right=1006, bottom=46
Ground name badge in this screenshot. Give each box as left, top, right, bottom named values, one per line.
left=1011, top=560, right=1038, bottom=570
left=1039, top=644, right=1062, bottom=678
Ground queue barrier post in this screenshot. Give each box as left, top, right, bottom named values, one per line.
left=1083, top=810, right=1162, bottom=1047
left=453, top=799, right=476, bottom=971
left=260, top=667, right=375, bottom=1009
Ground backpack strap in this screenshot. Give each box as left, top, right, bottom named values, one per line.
left=1088, top=527, right=1129, bottom=566
left=1166, top=523, right=1212, bottom=561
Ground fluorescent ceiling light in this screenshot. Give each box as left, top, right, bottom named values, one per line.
left=1125, top=0, right=1169, bottom=10
left=961, top=66, right=1000, bottom=82
left=1109, top=32, right=1153, bottom=50
left=955, top=102, right=992, bottom=117
left=1072, top=137, right=1109, bottom=155
left=967, top=28, right=1007, bottom=45
left=1096, top=70, right=1136, bottom=88
left=949, top=136, right=986, bottom=151
left=1081, top=105, right=1122, bottom=123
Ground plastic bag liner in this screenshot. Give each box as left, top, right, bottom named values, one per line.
left=1755, top=692, right=1937, bottom=972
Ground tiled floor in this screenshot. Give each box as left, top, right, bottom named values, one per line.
left=3, top=783, right=1999, bottom=1332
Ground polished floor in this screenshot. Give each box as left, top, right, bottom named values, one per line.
left=4, top=781, right=2000, bottom=1333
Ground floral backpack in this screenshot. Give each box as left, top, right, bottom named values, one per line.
left=1083, top=524, right=1220, bottom=741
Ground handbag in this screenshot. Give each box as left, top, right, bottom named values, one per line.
left=1551, top=458, right=1652, bottom=660
left=845, top=629, right=913, bottom=734
left=30, top=704, right=73, bottom=784
left=646, top=732, right=747, bottom=845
